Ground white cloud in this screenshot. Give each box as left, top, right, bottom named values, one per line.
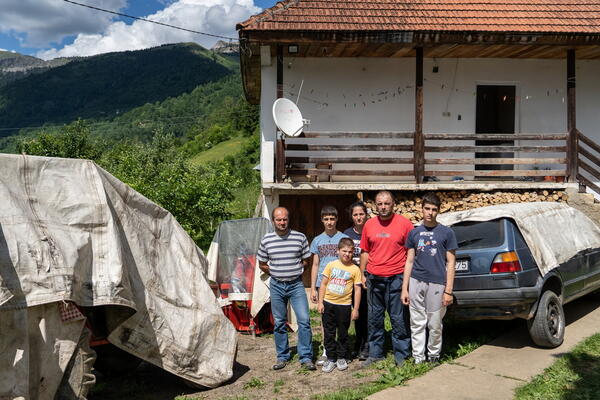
left=36, top=0, right=260, bottom=60
left=0, top=0, right=127, bottom=48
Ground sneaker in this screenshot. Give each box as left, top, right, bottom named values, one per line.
left=358, top=349, right=369, bottom=361
left=414, top=358, right=426, bottom=365
left=300, top=361, right=316, bottom=371
left=316, top=355, right=328, bottom=366
left=336, top=359, right=348, bottom=371
left=428, top=356, right=440, bottom=365
left=322, top=360, right=336, bottom=373
left=272, top=360, right=287, bottom=370
left=360, top=357, right=384, bottom=368
left=395, top=358, right=406, bottom=368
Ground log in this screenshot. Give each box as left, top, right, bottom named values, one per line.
left=363, top=189, right=568, bottom=224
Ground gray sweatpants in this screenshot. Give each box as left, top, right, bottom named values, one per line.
left=408, top=277, right=446, bottom=362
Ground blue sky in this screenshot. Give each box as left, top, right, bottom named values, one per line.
left=0, top=0, right=279, bottom=59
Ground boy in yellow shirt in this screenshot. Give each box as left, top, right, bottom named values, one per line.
left=318, top=238, right=362, bottom=372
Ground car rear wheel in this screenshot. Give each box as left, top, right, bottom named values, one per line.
left=527, top=290, right=565, bottom=348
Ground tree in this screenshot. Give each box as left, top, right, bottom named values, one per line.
left=99, top=133, right=239, bottom=248
left=17, top=120, right=102, bottom=160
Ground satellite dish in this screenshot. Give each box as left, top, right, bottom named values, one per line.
left=272, top=98, right=305, bottom=137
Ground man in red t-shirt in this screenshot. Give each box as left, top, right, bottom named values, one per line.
left=359, top=190, right=414, bottom=367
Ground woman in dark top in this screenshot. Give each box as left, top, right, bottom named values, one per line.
left=343, top=201, right=369, bottom=360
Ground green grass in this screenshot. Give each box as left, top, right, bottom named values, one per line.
left=514, top=333, right=600, bottom=400
left=188, top=136, right=249, bottom=166
left=227, top=184, right=260, bottom=219
left=273, top=379, right=285, bottom=394
left=243, top=377, right=266, bottom=390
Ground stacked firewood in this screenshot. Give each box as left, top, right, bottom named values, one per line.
left=363, top=190, right=568, bottom=225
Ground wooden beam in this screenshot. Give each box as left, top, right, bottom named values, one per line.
left=286, top=144, right=413, bottom=151
left=425, top=157, right=566, bottom=165
left=567, top=49, right=578, bottom=182
left=302, top=132, right=414, bottom=139
left=245, top=31, right=600, bottom=47
left=578, top=146, right=600, bottom=167
left=579, top=159, right=600, bottom=181
left=287, top=169, right=414, bottom=177
left=424, top=133, right=567, bottom=141
left=425, top=145, right=567, bottom=153
left=414, top=47, right=424, bottom=183
left=425, top=170, right=566, bottom=177
left=287, top=157, right=414, bottom=164
left=577, top=173, right=600, bottom=194
left=578, top=131, right=600, bottom=155
left=276, top=44, right=285, bottom=183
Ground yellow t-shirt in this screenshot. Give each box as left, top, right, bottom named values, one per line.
left=322, top=260, right=362, bottom=305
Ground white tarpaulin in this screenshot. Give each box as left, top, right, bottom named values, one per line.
left=206, top=218, right=272, bottom=317
left=437, top=202, right=600, bottom=276
left=0, top=154, right=237, bottom=395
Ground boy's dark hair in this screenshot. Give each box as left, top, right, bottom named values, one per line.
left=321, top=205, right=338, bottom=218
left=338, top=237, right=355, bottom=249
left=422, top=192, right=441, bottom=208
left=347, top=201, right=367, bottom=217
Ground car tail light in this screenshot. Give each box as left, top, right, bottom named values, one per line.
left=490, top=251, right=522, bottom=273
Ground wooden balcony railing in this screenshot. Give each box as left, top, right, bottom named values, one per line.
left=423, top=133, right=568, bottom=179
left=577, top=131, right=600, bottom=193
left=281, top=131, right=570, bottom=183
left=285, top=132, right=415, bottom=180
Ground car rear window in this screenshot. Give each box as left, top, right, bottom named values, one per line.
left=451, top=219, right=505, bottom=250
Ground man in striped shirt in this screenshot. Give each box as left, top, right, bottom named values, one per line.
left=258, top=206, right=316, bottom=371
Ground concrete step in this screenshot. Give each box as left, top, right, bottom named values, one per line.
left=566, top=188, right=600, bottom=227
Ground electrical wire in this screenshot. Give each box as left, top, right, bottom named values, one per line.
left=62, top=0, right=239, bottom=42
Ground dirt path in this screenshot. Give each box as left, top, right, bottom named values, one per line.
left=90, top=313, right=383, bottom=400
left=90, top=315, right=514, bottom=400
left=192, top=332, right=381, bottom=400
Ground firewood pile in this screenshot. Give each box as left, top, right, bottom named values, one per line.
left=363, top=190, right=568, bottom=225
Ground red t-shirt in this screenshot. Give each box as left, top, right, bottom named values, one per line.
left=360, top=214, right=414, bottom=276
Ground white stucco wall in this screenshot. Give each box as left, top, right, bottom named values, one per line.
left=259, top=56, right=600, bottom=183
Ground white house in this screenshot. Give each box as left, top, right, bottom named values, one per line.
left=237, top=0, right=600, bottom=240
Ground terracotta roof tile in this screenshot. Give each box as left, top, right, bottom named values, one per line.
left=238, top=0, right=600, bottom=34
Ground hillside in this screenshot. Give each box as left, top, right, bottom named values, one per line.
left=0, top=43, right=238, bottom=135
left=0, top=51, right=71, bottom=86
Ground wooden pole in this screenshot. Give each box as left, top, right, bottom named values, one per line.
left=276, top=44, right=285, bottom=183
left=414, top=47, right=424, bottom=183
left=567, top=49, right=578, bottom=183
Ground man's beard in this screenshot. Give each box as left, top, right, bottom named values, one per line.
left=378, top=209, right=392, bottom=217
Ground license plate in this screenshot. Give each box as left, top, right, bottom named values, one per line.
left=455, top=259, right=470, bottom=272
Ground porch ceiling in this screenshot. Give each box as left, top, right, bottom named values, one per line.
left=263, top=42, right=600, bottom=59
left=240, top=40, right=600, bottom=103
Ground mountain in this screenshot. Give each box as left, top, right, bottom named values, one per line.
left=0, top=51, right=71, bottom=86
left=211, top=40, right=240, bottom=54
left=0, top=43, right=238, bottom=135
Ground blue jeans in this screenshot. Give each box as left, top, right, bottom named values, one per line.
left=269, top=276, right=313, bottom=363
left=367, top=273, right=411, bottom=363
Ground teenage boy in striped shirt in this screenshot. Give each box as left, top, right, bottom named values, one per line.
left=258, top=207, right=316, bottom=371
